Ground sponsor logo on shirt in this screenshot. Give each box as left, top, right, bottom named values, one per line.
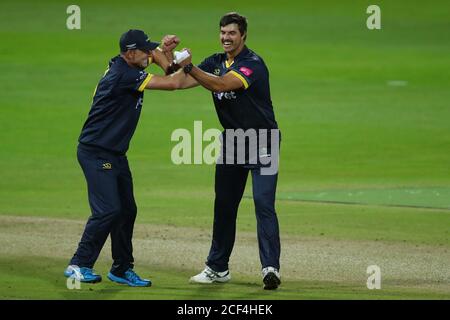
left=239, top=66, right=253, bottom=77
left=214, top=91, right=237, bottom=100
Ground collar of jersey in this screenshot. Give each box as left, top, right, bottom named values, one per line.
left=224, top=46, right=250, bottom=68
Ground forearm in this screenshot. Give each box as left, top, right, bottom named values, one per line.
left=172, top=69, right=200, bottom=89
left=171, top=69, right=188, bottom=89
left=145, top=69, right=196, bottom=90
left=152, top=48, right=173, bottom=73
left=188, top=66, right=227, bottom=92
left=179, top=73, right=199, bottom=89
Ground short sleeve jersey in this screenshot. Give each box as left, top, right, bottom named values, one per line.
left=197, top=47, right=280, bottom=166
left=197, top=46, right=278, bottom=131
left=78, top=55, right=153, bottom=154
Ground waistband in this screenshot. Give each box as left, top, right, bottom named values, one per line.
left=78, top=143, right=125, bottom=156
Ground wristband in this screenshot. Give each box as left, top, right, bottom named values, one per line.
left=165, top=63, right=181, bottom=75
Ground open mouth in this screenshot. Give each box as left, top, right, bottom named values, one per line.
left=222, top=41, right=233, bottom=49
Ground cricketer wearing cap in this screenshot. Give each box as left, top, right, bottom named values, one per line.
left=176, top=13, right=282, bottom=290
left=64, top=29, right=188, bottom=287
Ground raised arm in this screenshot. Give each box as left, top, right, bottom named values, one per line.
left=178, top=49, right=244, bottom=92
left=150, top=35, right=180, bottom=74
left=142, top=40, right=202, bottom=91
left=143, top=68, right=199, bottom=91
left=150, top=47, right=172, bottom=73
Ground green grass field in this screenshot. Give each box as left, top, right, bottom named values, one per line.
left=0, top=0, right=449, bottom=299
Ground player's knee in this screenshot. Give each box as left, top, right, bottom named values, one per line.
left=254, top=196, right=276, bottom=217
left=110, top=207, right=123, bottom=218
left=92, top=207, right=122, bottom=224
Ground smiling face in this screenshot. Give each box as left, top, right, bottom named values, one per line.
left=220, top=23, right=246, bottom=56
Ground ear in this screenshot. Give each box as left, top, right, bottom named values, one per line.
left=124, top=50, right=134, bottom=60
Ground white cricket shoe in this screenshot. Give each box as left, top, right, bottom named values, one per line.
left=262, top=266, right=281, bottom=290
left=189, top=266, right=231, bottom=284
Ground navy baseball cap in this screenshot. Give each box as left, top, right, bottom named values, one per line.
left=120, top=29, right=159, bottom=52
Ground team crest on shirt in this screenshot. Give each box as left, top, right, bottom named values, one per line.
left=213, top=68, right=221, bottom=76
left=239, top=67, right=253, bottom=77
left=102, top=163, right=112, bottom=170
left=138, top=71, right=147, bottom=80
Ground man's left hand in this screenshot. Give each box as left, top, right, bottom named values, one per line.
left=161, top=35, right=180, bottom=52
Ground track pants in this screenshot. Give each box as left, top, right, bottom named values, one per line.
left=206, top=164, right=281, bottom=272
left=69, top=145, right=137, bottom=276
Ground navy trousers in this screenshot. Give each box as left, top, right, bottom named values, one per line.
left=206, top=164, right=281, bottom=272
left=69, top=145, right=137, bottom=276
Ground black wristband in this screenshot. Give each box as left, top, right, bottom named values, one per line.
left=183, top=63, right=193, bottom=74
left=165, top=63, right=181, bottom=75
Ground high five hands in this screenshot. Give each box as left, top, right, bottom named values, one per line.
left=160, top=35, right=180, bottom=52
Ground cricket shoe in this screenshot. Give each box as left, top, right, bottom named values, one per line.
left=64, top=265, right=102, bottom=283
left=189, top=266, right=231, bottom=284
left=262, top=266, right=281, bottom=290
left=107, top=268, right=152, bottom=287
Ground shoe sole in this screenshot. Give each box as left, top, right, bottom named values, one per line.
left=81, top=277, right=102, bottom=284
left=189, top=276, right=231, bottom=284
left=263, top=272, right=281, bottom=290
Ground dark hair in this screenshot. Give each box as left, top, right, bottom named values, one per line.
left=220, top=12, right=248, bottom=40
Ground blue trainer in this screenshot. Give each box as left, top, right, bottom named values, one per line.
left=64, top=265, right=102, bottom=283
left=107, top=268, right=152, bottom=287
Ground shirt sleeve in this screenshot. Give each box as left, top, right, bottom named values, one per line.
left=197, top=54, right=219, bottom=73
left=119, top=69, right=153, bottom=92
left=228, top=59, right=264, bottom=90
